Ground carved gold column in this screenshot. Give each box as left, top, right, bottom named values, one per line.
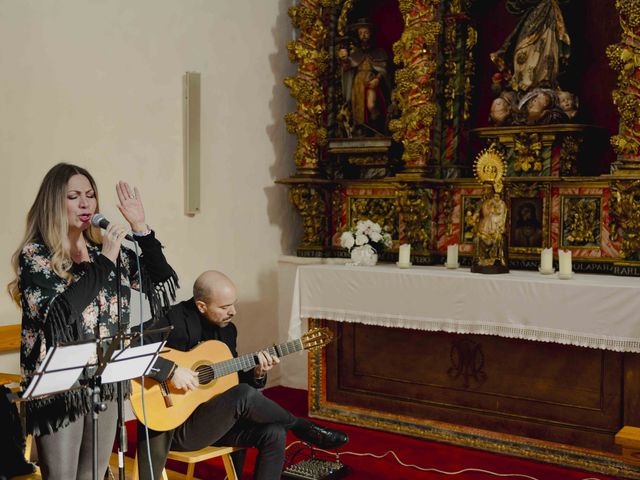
left=439, top=1, right=476, bottom=177
left=607, top=0, right=640, bottom=174
left=284, top=1, right=335, bottom=176
left=389, top=0, right=441, bottom=176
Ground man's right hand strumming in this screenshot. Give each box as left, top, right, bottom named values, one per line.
left=170, top=366, right=199, bottom=391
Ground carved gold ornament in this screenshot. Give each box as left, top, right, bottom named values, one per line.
left=474, top=146, right=507, bottom=193
left=608, top=0, right=640, bottom=170
left=610, top=180, right=640, bottom=258
left=289, top=185, right=326, bottom=246
left=513, top=133, right=543, bottom=173
left=396, top=187, right=432, bottom=251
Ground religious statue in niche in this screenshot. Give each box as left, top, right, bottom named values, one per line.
left=469, top=146, right=510, bottom=274
left=337, top=18, right=390, bottom=137
left=488, top=0, right=578, bottom=126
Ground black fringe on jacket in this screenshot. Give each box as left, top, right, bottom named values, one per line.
left=26, top=267, right=178, bottom=436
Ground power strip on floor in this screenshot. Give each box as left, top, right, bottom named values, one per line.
left=281, top=458, right=348, bottom=480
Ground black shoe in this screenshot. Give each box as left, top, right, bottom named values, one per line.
left=4, top=461, right=36, bottom=478
left=293, top=420, right=348, bottom=449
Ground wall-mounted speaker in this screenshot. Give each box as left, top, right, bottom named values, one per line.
left=183, top=71, right=201, bottom=215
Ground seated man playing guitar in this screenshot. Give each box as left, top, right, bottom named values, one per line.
left=135, top=270, right=348, bottom=480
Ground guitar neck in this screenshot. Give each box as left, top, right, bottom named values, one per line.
left=210, top=338, right=304, bottom=379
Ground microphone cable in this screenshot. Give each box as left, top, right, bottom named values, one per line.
left=132, top=241, right=155, bottom=480
left=283, top=441, right=607, bottom=480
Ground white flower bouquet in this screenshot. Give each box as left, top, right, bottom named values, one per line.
left=340, top=220, right=392, bottom=254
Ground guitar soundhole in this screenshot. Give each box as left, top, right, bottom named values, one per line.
left=195, top=365, right=215, bottom=385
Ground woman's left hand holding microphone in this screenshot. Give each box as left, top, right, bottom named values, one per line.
left=101, top=223, right=129, bottom=263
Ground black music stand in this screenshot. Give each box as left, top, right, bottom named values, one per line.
left=20, top=338, right=166, bottom=480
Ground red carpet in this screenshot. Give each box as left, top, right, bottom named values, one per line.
left=126, top=386, right=625, bottom=479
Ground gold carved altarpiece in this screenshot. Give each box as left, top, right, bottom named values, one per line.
left=279, top=0, right=640, bottom=276
left=278, top=0, right=640, bottom=477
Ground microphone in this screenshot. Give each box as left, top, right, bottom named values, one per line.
left=90, top=213, right=136, bottom=242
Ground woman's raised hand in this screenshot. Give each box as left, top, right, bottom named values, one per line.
left=116, top=181, right=146, bottom=233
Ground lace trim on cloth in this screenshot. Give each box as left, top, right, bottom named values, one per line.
left=300, top=307, right=640, bottom=353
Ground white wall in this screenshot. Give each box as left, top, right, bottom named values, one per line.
left=0, top=0, right=302, bottom=381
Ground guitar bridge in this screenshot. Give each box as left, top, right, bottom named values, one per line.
left=160, top=381, right=173, bottom=407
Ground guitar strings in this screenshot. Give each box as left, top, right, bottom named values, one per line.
left=191, top=341, right=305, bottom=384
left=169, top=333, right=328, bottom=387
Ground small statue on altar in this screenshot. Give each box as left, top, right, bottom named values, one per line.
left=470, top=189, right=509, bottom=273
left=337, top=18, right=390, bottom=137
left=470, top=147, right=509, bottom=274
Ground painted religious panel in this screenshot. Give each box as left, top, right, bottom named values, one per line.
left=510, top=197, right=544, bottom=249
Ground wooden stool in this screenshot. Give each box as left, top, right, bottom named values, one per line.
left=0, top=372, right=21, bottom=386
left=133, top=445, right=241, bottom=480
left=616, top=426, right=640, bottom=466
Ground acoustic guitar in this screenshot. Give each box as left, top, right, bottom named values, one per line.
left=130, top=327, right=332, bottom=431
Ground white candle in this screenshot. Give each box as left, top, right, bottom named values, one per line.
left=398, top=243, right=411, bottom=265
left=447, top=244, right=458, bottom=266
left=558, top=249, right=572, bottom=275
left=540, top=248, right=553, bottom=271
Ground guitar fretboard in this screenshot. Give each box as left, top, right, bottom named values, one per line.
left=199, top=338, right=304, bottom=383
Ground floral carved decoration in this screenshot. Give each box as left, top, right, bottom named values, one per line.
left=396, top=186, right=432, bottom=251
left=513, top=133, right=543, bottom=174
left=289, top=185, right=326, bottom=246
left=610, top=180, right=640, bottom=259
left=607, top=0, right=640, bottom=171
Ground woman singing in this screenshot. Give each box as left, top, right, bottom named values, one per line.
left=7, top=163, right=178, bottom=479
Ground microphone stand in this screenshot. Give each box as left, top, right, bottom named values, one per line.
left=115, top=255, right=127, bottom=480
left=92, top=327, right=128, bottom=480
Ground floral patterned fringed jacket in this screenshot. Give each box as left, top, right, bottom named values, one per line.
left=18, top=231, right=178, bottom=436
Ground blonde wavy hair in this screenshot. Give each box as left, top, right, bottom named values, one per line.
left=7, top=163, right=103, bottom=305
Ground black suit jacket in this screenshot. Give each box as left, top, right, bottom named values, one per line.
left=141, top=298, right=265, bottom=388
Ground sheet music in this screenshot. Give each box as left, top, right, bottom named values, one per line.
left=23, top=341, right=95, bottom=398
left=101, top=341, right=165, bottom=383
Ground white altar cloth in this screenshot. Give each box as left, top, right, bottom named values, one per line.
left=289, top=264, right=640, bottom=353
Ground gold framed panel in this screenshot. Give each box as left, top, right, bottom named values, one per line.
left=347, top=194, right=399, bottom=242
left=510, top=197, right=545, bottom=249
left=507, top=184, right=551, bottom=256
left=559, top=195, right=603, bottom=250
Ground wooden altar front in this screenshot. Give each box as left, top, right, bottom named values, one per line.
left=290, top=264, right=640, bottom=478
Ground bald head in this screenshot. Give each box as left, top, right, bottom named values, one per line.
left=193, top=271, right=237, bottom=327
left=193, top=271, right=234, bottom=301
